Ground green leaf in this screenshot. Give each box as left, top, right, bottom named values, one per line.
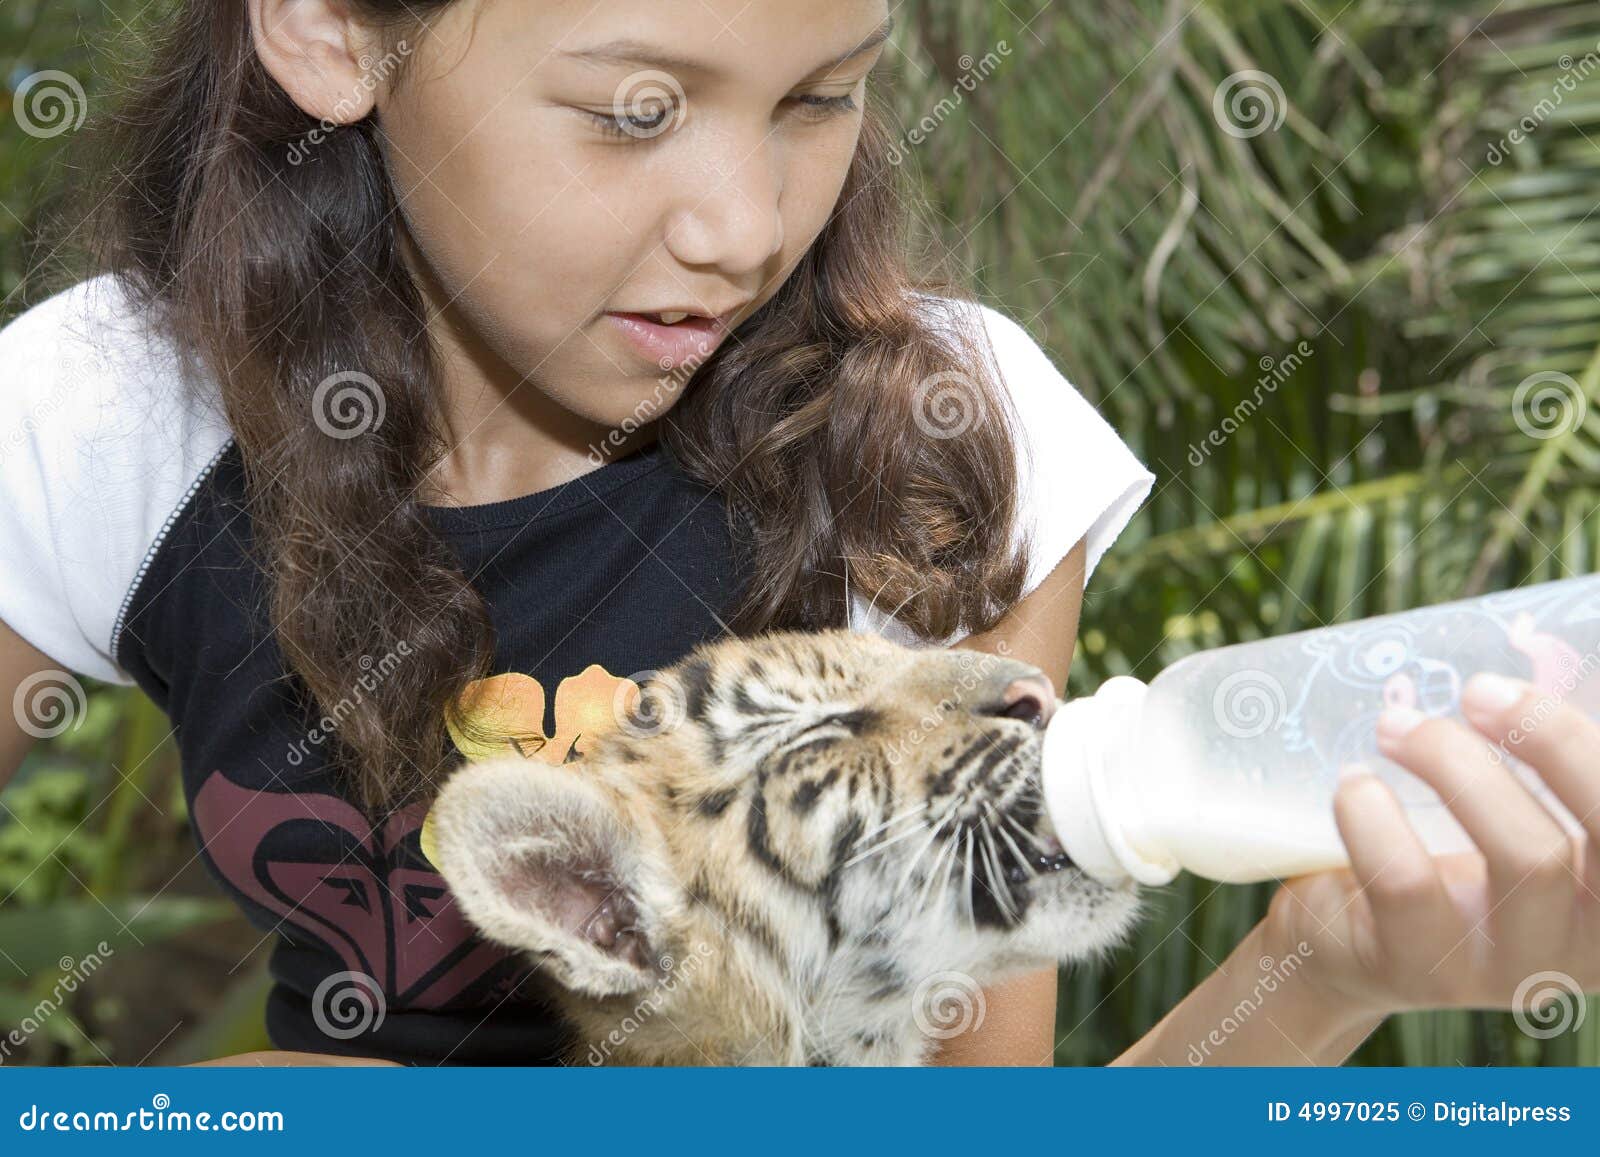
left=0, top=898, right=236, bottom=978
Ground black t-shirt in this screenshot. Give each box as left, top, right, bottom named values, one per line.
left=0, top=275, right=1154, bottom=1064
left=115, top=436, right=744, bottom=1064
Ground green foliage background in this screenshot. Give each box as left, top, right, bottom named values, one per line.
left=2, top=0, right=1597, bottom=1065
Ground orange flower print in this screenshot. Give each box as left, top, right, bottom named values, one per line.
left=420, top=663, right=641, bottom=868
left=444, top=664, right=638, bottom=765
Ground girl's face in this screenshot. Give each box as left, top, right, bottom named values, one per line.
left=374, top=0, right=892, bottom=431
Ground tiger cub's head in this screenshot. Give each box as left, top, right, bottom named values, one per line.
left=428, top=628, right=1143, bottom=1065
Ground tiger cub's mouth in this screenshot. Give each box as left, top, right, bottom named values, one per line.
left=1004, top=838, right=1074, bottom=884
left=997, top=785, right=1075, bottom=884
left=947, top=726, right=1092, bottom=931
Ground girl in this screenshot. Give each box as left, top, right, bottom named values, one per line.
left=1, top=0, right=1596, bottom=1067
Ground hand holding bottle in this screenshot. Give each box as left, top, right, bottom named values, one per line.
left=1265, top=670, right=1599, bottom=1023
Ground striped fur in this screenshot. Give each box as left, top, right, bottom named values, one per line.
left=428, top=628, right=1143, bottom=1065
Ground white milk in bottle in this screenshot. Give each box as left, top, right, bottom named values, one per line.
left=1041, top=575, right=1600, bottom=886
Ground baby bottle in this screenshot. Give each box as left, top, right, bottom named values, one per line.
left=1041, top=574, right=1600, bottom=886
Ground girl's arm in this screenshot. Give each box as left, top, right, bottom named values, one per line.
left=0, top=620, right=51, bottom=792
left=928, top=540, right=1090, bottom=1066
left=1108, top=915, right=1386, bottom=1066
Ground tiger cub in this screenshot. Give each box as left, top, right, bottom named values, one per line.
left=426, top=628, right=1144, bottom=1065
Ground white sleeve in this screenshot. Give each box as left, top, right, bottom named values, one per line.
left=849, top=295, right=1154, bottom=647
left=0, top=274, right=231, bottom=684
left=974, top=301, right=1154, bottom=596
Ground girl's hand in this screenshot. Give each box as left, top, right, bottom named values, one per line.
left=186, top=1050, right=402, bottom=1066
left=1265, top=671, right=1599, bottom=1025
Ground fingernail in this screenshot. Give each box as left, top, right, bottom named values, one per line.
left=1345, top=773, right=1390, bottom=801
left=1336, top=762, right=1381, bottom=799
left=1462, top=672, right=1526, bottom=718
left=1376, top=706, right=1425, bottom=747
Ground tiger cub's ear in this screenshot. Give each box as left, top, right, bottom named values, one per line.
left=427, top=757, right=664, bottom=997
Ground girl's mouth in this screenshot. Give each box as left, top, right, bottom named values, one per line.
left=605, top=310, right=733, bottom=370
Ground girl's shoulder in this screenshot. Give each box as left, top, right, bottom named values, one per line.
left=853, top=293, right=1155, bottom=645
left=0, top=273, right=232, bottom=683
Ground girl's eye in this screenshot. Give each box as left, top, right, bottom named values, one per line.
left=586, top=102, right=679, bottom=140
left=582, top=89, right=861, bottom=141
left=788, top=92, right=860, bottom=121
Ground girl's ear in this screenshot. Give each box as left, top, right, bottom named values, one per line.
left=247, top=0, right=388, bottom=123
left=426, top=756, right=670, bottom=999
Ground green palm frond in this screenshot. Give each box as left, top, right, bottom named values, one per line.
left=896, top=0, right=1600, bottom=1066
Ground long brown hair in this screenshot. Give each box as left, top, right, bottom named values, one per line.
left=53, top=1, right=1030, bottom=812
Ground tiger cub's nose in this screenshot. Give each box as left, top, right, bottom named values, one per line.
left=979, top=671, right=1056, bottom=729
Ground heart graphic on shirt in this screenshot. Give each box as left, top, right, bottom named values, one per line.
left=193, top=770, right=538, bottom=1011
left=195, top=664, right=643, bottom=995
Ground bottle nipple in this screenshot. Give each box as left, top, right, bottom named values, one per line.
left=1040, top=676, right=1180, bottom=887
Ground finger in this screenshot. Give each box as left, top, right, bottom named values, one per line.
left=1459, top=672, right=1600, bottom=881
left=1378, top=704, right=1581, bottom=965
left=1376, top=707, right=1580, bottom=904
left=1332, top=767, right=1457, bottom=960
